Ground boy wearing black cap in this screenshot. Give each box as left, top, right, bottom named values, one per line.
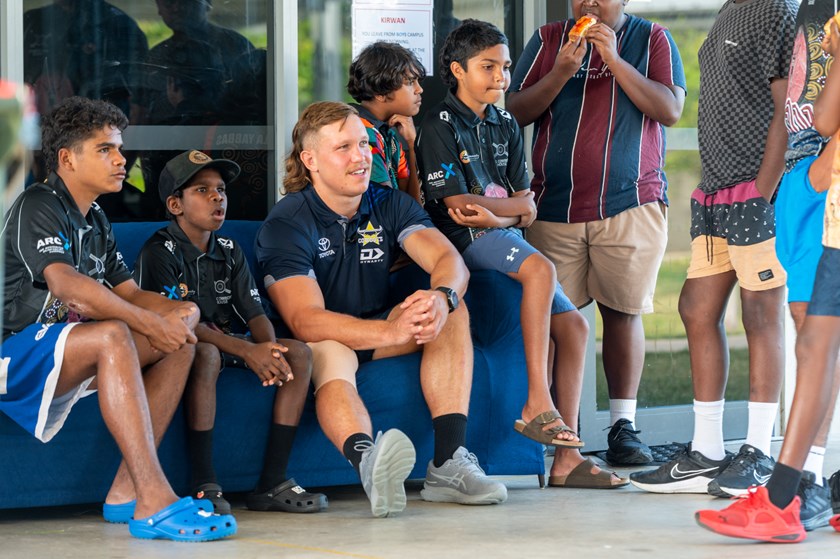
left=134, top=150, right=326, bottom=514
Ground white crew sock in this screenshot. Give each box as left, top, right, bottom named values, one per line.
left=804, top=445, right=826, bottom=485
left=745, top=401, right=778, bottom=456
left=692, top=399, right=726, bottom=460
left=610, top=398, right=637, bottom=427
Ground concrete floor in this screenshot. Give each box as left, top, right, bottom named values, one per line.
left=2, top=439, right=840, bottom=559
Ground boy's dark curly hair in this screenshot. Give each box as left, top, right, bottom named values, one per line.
left=439, top=19, right=508, bottom=88
left=347, top=41, right=426, bottom=102
left=41, top=96, right=128, bottom=173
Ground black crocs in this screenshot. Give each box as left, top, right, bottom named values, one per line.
left=246, top=478, right=328, bottom=513
left=193, top=482, right=232, bottom=515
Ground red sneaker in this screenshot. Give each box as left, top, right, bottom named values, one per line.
left=695, top=485, right=806, bottom=543
left=830, top=514, right=840, bottom=531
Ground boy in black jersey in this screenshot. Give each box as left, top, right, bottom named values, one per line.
left=1, top=96, right=236, bottom=541
left=135, top=150, right=326, bottom=514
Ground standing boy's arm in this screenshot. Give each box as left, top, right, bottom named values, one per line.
left=586, top=24, right=685, bottom=126
left=815, top=23, right=840, bottom=138
left=753, top=78, right=789, bottom=201
left=508, top=30, right=587, bottom=127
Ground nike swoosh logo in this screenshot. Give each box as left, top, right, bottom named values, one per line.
left=754, top=472, right=771, bottom=484
left=670, top=464, right=719, bottom=480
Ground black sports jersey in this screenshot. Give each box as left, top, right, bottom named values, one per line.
left=417, top=90, right=530, bottom=253
left=134, top=221, right=264, bottom=333
left=2, top=173, right=133, bottom=338
left=256, top=184, right=431, bottom=319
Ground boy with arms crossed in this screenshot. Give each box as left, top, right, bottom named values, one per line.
left=417, top=20, right=625, bottom=488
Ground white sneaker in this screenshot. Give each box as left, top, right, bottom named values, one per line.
left=358, top=429, right=416, bottom=517
left=420, top=447, right=507, bottom=505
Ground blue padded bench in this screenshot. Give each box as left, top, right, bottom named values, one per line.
left=0, top=220, right=542, bottom=509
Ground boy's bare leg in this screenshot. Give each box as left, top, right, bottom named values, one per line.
left=598, top=305, right=644, bottom=400
left=105, top=331, right=194, bottom=508
left=271, top=340, right=312, bottom=424
left=741, top=286, right=785, bottom=403
left=509, top=253, right=573, bottom=436
left=679, top=272, right=738, bottom=401
left=789, top=302, right=839, bottom=449
left=53, top=321, right=179, bottom=519
left=547, top=311, right=602, bottom=476
left=777, top=315, right=840, bottom=469
left=185, top=342, right=222, bottom=431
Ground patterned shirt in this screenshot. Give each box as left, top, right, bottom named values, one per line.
left=510, top=14, right=685, bottom=223
left=352, top=103, right=409, bottom=190
left=697, top=0, right=797, bottom=194
left=784, top=0, right=836, bottom=168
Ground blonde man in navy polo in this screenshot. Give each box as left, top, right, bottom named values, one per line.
left=256, top=101, right=507, bottom=518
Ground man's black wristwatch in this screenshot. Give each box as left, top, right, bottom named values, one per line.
left=434, top=286, right=459, bottom=313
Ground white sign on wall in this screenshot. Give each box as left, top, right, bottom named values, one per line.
left=352, top=0, right=435, bottom=75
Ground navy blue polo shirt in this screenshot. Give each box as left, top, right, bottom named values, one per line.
left=417, top=90, right=530, bottom=253
left=256, top=184, right=432, bottom=318
left=134, top=221, right=265, bottom=334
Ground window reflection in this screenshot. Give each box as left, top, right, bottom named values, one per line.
left=22, top=0, right=269, bottom=221
left=298, top=0, right=509, bottom=121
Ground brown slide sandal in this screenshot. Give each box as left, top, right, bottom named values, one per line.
left=548, top=458, right=629, bottom=489
left=513, top=410, right=585, bottom=448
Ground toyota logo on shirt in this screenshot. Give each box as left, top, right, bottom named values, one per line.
left=318, top=238, right=331, bottom=251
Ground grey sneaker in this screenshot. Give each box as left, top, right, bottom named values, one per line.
left=420, top=447, right=508, bottom=505
left=358, top=429, right=416, bottom=518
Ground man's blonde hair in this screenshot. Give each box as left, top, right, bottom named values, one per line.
left=284, top=101, right=360, bottom=193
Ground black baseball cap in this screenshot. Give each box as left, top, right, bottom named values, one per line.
left=158, top=150, right=240, bottom=203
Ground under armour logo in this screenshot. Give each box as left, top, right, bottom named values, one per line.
left=506, top=247, right=520, bottom=262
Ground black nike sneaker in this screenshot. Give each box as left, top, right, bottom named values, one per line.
left=707, top=444, right=775, bottom=498
left=605, top=418, right=653, bottom=465
left=797, top=471, right=832, bottom=531
left=828, top=469, right=840, bottom=513
left=629, top=444, right=732, bottom=494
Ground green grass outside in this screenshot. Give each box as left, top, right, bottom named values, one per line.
left=594, top=252, right=750, bottom=408
left=595, top=347, right=750, bottom=409
left=595, top=253, right=746, bottom=341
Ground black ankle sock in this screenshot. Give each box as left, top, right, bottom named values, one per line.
left=188, top=428, right=217, bottom=488
left=256, top=424, right=297, bottom=493
left=433, top=413, right=467, bottom=468
left=766, top=462, right=803, bottom=510
left=343, top=433, right=374, bottom=475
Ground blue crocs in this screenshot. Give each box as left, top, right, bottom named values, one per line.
left=129, top=497, right=237, bottom=542
left=103, top=500, right=136, bottom=523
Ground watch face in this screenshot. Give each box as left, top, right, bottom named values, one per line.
left=436, top=286, right=458, bottom=312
